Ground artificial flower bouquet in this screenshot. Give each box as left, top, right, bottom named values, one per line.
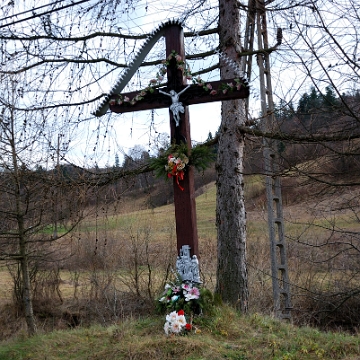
left=159, top=281, right=201, bottom=314
left=163, top=309, right=192, bottom=335
left=164, top=153, right=189, bottom=190
left=158, top=274, right=206, bottom=336
left=157, top=273, right=214, bottom=336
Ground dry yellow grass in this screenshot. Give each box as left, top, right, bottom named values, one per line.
left=0, top=267, right=13, bottom=304
left=1, top=174, right=360, bottom=336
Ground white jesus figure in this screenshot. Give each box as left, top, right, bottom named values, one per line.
left=159, top=85, right=191, bottom=127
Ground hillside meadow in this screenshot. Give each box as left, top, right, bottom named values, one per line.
left=1, top=172, right=360, bottom=355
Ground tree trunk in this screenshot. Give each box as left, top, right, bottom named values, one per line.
left=215, top=0, right=249, bottom=312
left=9, top=100, right=37, bottom=336
left=20, top=248, right=37, bottom=336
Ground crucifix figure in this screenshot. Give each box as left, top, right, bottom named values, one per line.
left=159, top=85, right=190, bottom=127
left=94, top=20, right=249, bottom=265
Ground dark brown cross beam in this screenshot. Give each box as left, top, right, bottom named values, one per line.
left=108, top=24, right=249, bottom=258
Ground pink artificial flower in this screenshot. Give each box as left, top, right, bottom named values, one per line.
left=210, top=90, right=217, bottom=95
left=109, top=99, right=115, bottom=105
left=124, top=96, right=130, bottom=102
left=189, top=287, right=200, bottom=297
left=227, top=82, right=234, bottom=88
left=222, top=89, right=228, bottom=94
left=175, top=54, right=182, bottom=62
left=185, top=286, right=200, bottom=301
left=206, top=83, right=213, bottom=90
left=182, top=283, right=190, bottom=291
left=150, top=79, right=157, bottom=84
left=236, top=84, right=241, bottom=90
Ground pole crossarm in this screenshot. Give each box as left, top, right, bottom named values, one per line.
left=108, top=80, right=249, bottom=114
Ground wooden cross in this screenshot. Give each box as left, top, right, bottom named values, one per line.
left=107, top=24, right=249, bottom=258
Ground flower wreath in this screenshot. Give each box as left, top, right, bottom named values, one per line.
left=149, top=142, right=216, bottom=191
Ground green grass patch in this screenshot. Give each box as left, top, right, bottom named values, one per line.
left=1, top=307, right=360, bottom=360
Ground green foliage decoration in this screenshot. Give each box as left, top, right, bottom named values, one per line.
left=149, top=142, right=216, bottom=180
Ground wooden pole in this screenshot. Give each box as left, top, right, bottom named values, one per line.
left=165, top=24, right=199, bottom=258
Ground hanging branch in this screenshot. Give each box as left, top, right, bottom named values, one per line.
left=0, top=28, right=219, bottom=41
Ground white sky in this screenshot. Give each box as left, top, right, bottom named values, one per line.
left=3, top=0, right=358, bottom=168
left=72, top=0, right=225, bottom=166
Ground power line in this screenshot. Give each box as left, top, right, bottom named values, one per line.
left=0, top=0, right=93, bottom=29
left=0, top=0, right=70, bottom=22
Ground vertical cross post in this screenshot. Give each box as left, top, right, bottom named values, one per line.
left=100, top=21, right=249, bottom=260
left=164, top=25, right=199, bottom=258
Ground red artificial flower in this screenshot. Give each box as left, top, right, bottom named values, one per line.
left=185, top=323, right=192, bottom=331
left=177, top=309, right=184, bottom=316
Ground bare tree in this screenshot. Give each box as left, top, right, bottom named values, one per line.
left=0, top=76, right=87, bottom=335
left=215, top=0, right=248, bottom=311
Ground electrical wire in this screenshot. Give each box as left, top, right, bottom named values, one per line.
left=0, top=0, right=72, bottom=22
left=0, top=0, right=93, bottom=29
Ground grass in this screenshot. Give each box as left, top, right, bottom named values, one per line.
left=0, top=267, right=13, bottom=303
left=1, top=306, right=360, bottom=360
left=74, top=176, right=269, bottom=243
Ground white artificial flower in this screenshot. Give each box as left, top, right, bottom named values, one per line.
left=171, top=321, right=182, bottom=334
left=164, top=321, right=171, bottom=335
left=177, top=314, right=186, bottom=326
left=166, top=311, right=178, bottom=323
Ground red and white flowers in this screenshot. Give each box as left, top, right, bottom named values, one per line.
left=163, top=309, right=192, bottom=336
left=165, top=153, right=189, bottom=191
